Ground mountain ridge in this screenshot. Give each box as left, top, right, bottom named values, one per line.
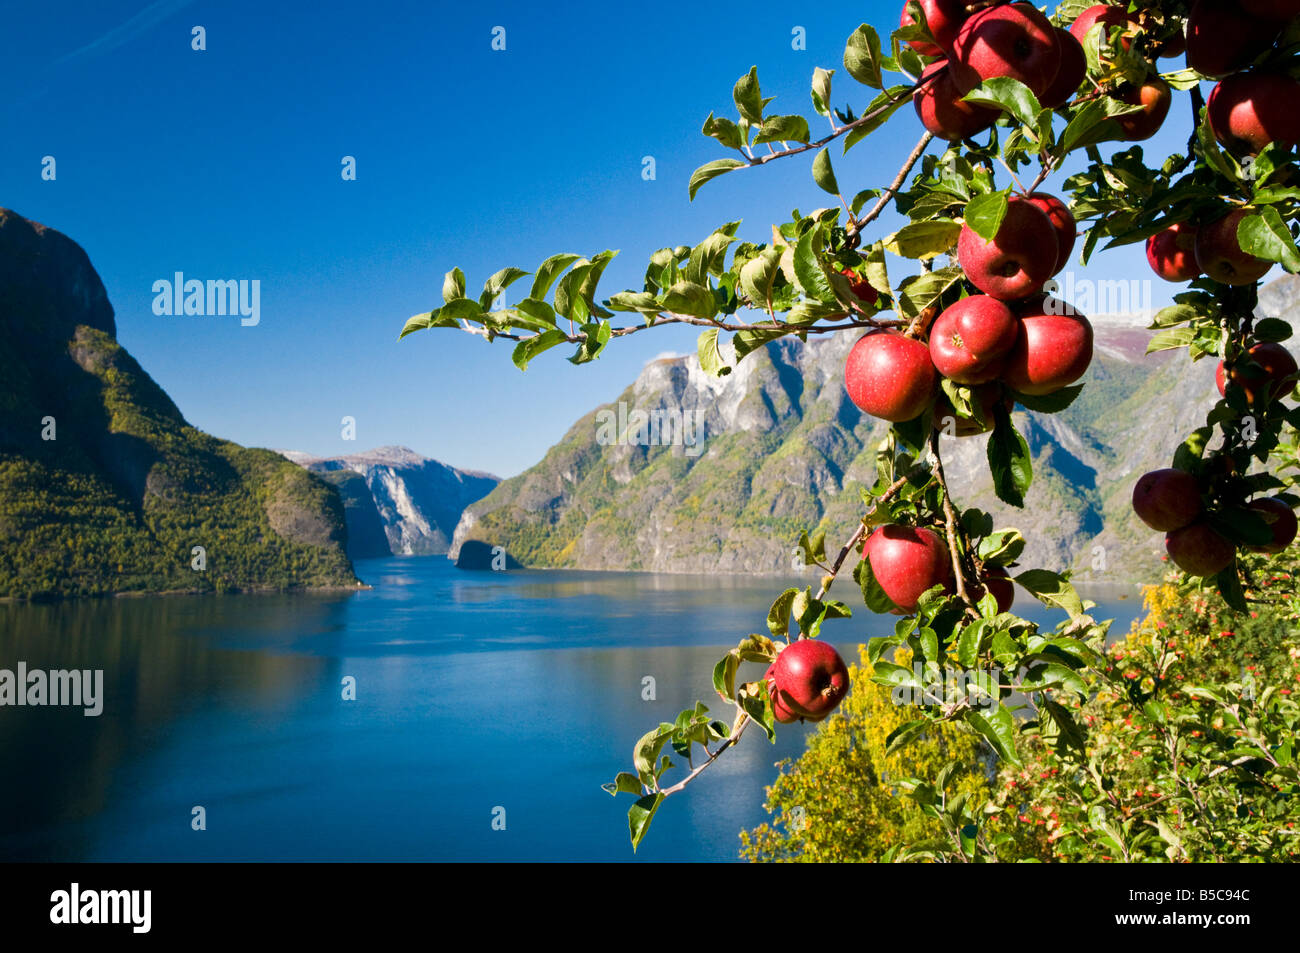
left=0, top=208, right=359, bottom=600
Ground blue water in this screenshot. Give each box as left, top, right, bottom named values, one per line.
left=0, top=558, right=1145, bottom=861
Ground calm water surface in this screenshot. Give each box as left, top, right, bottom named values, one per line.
left=0, top=558, right=1145, bottom=861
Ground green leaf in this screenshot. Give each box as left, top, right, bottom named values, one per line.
left=963, top=191, right=1009, bottom=243
left=977, top=529, right=1026, bottom=567
left=702, top=112, right=746, bottom=150
left=479, top=266, right=531, bottom=309
left=568, top=319, right=612, bottom=364
left=664, top=280, right=719, bottom=319
left=530, top=254, right=582, bottom=301
left=855, top=554, right=901, bottom=614
left=739, top=248, right=782, bottom=308
left=607, top=290, right=662, bottom=315
left=811, top=67, right=834, bottom=117
left=986, top=406, right=1032, bottom=508
left=398, top=311, right=433, bottom=340
left=733, top=66, right=768, bottom=124
left=511, top=329, right=568, bottom=371
left=885, top=719, right=929, bottom=755
left=439, top=297, right=484, bottom=322
left=1149, top=303, right=1199, bottom=328
left=896, top=265, right=963, bottom=320
left=713, top=652, right=740, bottom=703
left=1014, top=569, right=1084, bottom=619
left=885, top=220, right=962, bottom=260
left=812, top=147, right=840, bottom=196
left=1058, top=97, right=1113, bottom=155
left=1238, top=207, right=1300, bottom=272
left=870, top=660, right=923, bottom=690
left=963, top=78, right=1042, bottom=130
left=739, top=680, right=777, bottom=742
left=1255, top=317, right=1293, bottom=342
left=1009, top=383, right=1084, bottom=413
left=1146, top=327, right=1196, bottom=355
left=696, top=327, right=732, bottom=378
left=442, top=268, right=466, bottom=304
left=603, top=772, right=643, bottom=796
left=965, top=703, right=1020, bottom=765
left=843, top=24, right=884, bottom=89
left=689, top=158, right=746, bottom=200
left=793, top=229, right=835, bottom=303
left=628, top=793, right=664, bottom=851
left=767, top=587, right=800, bottom=638
left=754, top=114, right=811, bottom=145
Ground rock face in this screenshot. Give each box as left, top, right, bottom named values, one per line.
left=448, top=282, right=1300, bottom=584
left=0, top=208, right=359, bottom=599
left=281, top=446, right=499, bottom=558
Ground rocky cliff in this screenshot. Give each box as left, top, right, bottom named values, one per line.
left=281, top=446, right=499, bottom=557
left=0, top=208, right=359, bottom=599
left=448, top=279, right=1300, bottom=584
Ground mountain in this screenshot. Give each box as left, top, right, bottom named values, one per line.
left=448, top=278, right=1300, bottom=584
left=280, top=446, right=499, bottom=558
left=0, top=208, right=359, bottom=600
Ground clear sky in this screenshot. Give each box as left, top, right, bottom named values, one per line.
left=1, top=0, right=1196, bottom=477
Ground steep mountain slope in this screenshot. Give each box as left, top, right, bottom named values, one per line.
left=0, top=208, right=359, bottom=599
left=281, top=446, right=499, bottom=557
left=449, top=282, right=1300, bottom=583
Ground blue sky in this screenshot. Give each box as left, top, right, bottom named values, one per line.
left=1, top=0, right=1195, bottom=477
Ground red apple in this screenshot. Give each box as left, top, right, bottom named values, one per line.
left=839, top=267, right=879, bottom=306
left=1246, top=497, right=1299, bottom=553
left=1216, top=341, right=1298, bottom=406
left=765, top=664, right=805, bottom=723
left=1069, top=4, right=1136, bottom=51
left=967, top=565, right=1015, bottom=613
left=864, top=524, right=952, bottom=614
left=1040, top=28, right=1087, bottom=109
left=1146, top=223, right=1202, bottom=282
left=1132, top=468, right=1203, bottom=532
left=1111, top=77, right=1172, bottom=141
left=1165, top=522, right=1236, bottom=576
left=1187, top=0, right=1283, bottom=78
left=929, top=295, right=1018, bottom=384
left=914, top=61, right=1000, bottom=141
left=933, top=383, right=1012, bottom=436
left=1025, top=192, right=1076, bottom=275
left=1207, top=72, right=1300, bottom=156
left=770, top=640, right=850, bottom=720
left=1195, top=210, right=1273, bottom=286
left=1002, top=297, right=1094, bottom=396
left=949, top=2, right=1062, bottom=99
left=845, top=331, right=937, bottom=422
left=900, top=0, right=970, bottom=56
left=957, top=196, right=1060, bottom=301
left=1240, top=0, right=1300, bottom=19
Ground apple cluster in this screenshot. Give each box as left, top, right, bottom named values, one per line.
left=1132, top=341, right=1300, bottom=575
left=844, top=190, right=1092, bottom=434
left=765, top=639, right=850, bottom=724
left=1133, top=467, right=1298, bottom=577
left=906, top=1, right=1183, bottom=143
left=1144, top=0, right=1300, bottom=286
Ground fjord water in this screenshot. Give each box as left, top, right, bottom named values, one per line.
left=0, top=558, right=1145, bottom=862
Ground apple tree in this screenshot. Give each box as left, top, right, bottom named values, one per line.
left=400, top=0, right=1300, bottom=854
